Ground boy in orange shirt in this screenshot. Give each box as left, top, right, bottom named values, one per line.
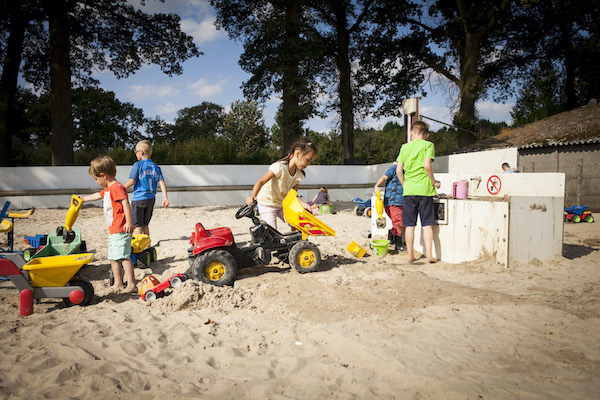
left=81, top=156, right=136, bottom=293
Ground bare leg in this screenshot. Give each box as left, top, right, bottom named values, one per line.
left=121, top=259, right=137, bottom=292
left=110, top=260, right=124, bottom=291
left=133, top=227, right=143, bottom=235
left=142, top=225, right=150, bottom=236
left=405, top=226, right=415, bottom=262
left=422, top=225, right=437, bottom=262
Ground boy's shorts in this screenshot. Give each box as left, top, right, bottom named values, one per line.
left=132, top=198, right=155, bottom=227
left=402, top=196, right=435, bottom=227
left=108, top=232, right=132, bottom=261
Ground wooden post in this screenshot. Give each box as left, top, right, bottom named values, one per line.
left=576, top=159, right=583, bottom=205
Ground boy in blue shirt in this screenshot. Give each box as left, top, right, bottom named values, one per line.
left=374, top=162, right=405, bottom=251
left=124, top=140, right=169, bottom=236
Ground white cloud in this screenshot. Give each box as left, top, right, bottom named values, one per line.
left=156, top=102, right=184, bottom=115
left=128, top=84, right=179, bottom=100
left=188, top=78, right=223, bottom=97
left=477, top=101, right=514, bottom=122
left=267, top=94, right=282, bottom=104
left=180, top=16, right=226, bottom=44
left=419, top=105, right=454, bottom=129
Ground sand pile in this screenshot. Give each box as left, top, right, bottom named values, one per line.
left=146, top=279, right=254, bottom=313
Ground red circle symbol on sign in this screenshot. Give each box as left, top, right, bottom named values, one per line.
left=487, top=175, right=502, bottom=195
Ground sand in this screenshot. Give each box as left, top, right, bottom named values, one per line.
left=0, top=203, right=599, bottom=399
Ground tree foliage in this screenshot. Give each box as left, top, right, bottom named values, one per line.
left=223, top=100, right=270, bottom=154
left=1, top=0, right=201, bottom=165
left=172, top=102, right=225, bottom=141
left=212, top=0, right=326, bottom=152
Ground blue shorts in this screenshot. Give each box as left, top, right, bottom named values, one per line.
left=402, top=196, right=435, bottom=227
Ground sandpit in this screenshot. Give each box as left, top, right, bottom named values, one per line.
left=0, top=203, right=598, bottom=399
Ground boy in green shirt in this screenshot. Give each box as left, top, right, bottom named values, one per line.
left=396, top=121, right=441, bottom=263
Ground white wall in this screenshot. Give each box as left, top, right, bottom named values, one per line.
left=412, top=172, right=565, bottom=266
left=0, top=164, right=391, bottom=209
left=434, top=147, right=518, bottom=174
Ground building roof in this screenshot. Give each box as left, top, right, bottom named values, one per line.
left=468, top=103, right=600, bottom=150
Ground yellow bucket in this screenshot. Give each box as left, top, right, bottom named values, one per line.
left=346, top=241, right=366, bottom=258
left=23, top=253, right=94, bottom=287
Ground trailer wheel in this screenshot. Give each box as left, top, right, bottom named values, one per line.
left=23, top=247, right=36, bottom=262
left=353, top=206, right=364, bottom=216
left=573, top=215, right=581, bottom=223
left=364, top=207, right=372, bottom=218
left=289, top=241, right=321, bottom=274
left=193, top=249, right=237, bottom=286
left=63, top=278, right=95, bottom=306
left=586, top=215, right=594, bottom=223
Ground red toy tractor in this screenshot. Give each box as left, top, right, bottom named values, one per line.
left=188, top=190, right=335, bottom=287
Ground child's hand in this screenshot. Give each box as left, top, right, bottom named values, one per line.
left=246, top=196, right=256, bottom=206
left=163, top=198, right=170, bottom=208
left=123, top=221, right=134, bottom=233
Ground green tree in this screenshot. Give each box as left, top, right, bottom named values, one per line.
left=72, top=87, right=146, bottom=150
left=223, top=100, right=270, bottom=154
left=307, top=0, right=378, bottom=163
left=172, top=102, right=224, bottom=141
left=510, top=61, right=564, bottom=127
left=1, top=0, right=200, bottom=165
left=363, top=0, right=529, bottom=146
left=212, top=0, right=325, bottom=152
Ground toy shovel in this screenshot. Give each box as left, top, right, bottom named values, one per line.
left=375, top=189, right=386, bottom=228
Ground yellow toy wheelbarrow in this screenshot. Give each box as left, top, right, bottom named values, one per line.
left=0, top=253, right=95, bottom=316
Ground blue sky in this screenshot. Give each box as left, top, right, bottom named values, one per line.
left=97, top=0, right=515, bottom=133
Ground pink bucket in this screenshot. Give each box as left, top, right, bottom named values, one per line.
left=452, top=181, right=468, bottom=199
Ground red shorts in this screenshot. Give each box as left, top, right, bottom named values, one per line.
left=384, top=205, right=404, bottom=236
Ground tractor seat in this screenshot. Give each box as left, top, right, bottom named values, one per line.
left=0, top=219, right=13, bottom=234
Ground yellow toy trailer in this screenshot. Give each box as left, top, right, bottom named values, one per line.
left=0, top=253, right=95, bottom=316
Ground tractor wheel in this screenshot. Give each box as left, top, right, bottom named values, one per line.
left=289, top=241, right=321, bottom=274
left=23, top=247, right=36, bottom=262
left=573, top=215, right=581, bottom=223
left=353, top=206, right=364, bottom=216
left=63, top=278, right=95, bottom=306
left=193, top=249, right=237, bottom=286
left=364, top=207, right=372, bottom=218
left=586, top=215, right=594, bottom=223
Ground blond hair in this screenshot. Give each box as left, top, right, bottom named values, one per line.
left=411, top=121, right=429, bottom=135
left=89, top=155, right=116, bottom=178
left=136, top=140, right=153, bottom=156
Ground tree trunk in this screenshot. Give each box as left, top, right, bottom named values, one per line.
left=559, top=19, right=576, bottom=110
left=0, top=3, right=26, bottom=167
left=47, top=0, right=74, bottom=165
left=455, top=30, right=482, bottom=146
left=333, top=4, right=354, bottom=163
left=280, top=1, right=302, bottom=152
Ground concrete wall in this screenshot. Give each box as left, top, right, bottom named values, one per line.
left=518, top=143, right=600, bottom=209
left=433, top=147, right=518, bottom=174
left=0, top=164, right=391, bottom=209
left=412, top=172, right=565, bottom=267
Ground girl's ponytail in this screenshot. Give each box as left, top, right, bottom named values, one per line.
left=277, top=138, right=317, bottom=164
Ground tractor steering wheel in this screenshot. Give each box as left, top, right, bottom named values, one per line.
left=235, top=203, right=256, bottom=219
